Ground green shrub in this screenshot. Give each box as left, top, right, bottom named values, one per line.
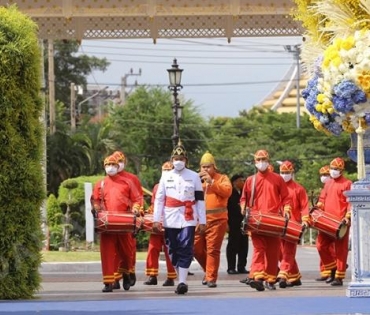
left=0, top=6, right=44, bottom=299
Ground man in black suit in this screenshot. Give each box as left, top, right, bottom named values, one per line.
left=226, top=174, right=249, bottom=275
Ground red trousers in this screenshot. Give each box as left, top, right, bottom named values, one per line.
left=100, top=233, right=133, bottom=284
left=250, top=234, right=281, bottom=283
left=278, top=239, right=300, bottom=282
left=317, top=241, right=336, bottom=278
left=194, top=218, right=228, bottom=282
left=114, top=234, right=136, bottom=281
left=317, top=228, right=350, bottom=279
left=145, top=233, right=176, bottom=279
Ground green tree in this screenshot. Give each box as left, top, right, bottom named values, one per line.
left=44, top=40, right=110, bottom=115
left=106, top=86, right=211, bottom=189
left=0, top=6, right=44, bottom=299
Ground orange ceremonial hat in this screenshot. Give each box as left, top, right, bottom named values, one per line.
left=279, top=160, right=294, bottom=172
left=254, top=150, right=269, bottom=160
left=319, top=165, right=330, bottom=175
left=104, top=155, right=118, bottom=166
left=330, top=157, right=345, bottom=170
left=162, top=161, right=173, bottom=171
left=112, top=151, right=127, bottom=164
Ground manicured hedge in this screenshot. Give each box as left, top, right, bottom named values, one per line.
left=0, top=6, right=45, bottom=299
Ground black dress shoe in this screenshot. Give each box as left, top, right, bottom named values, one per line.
left=330, top=278, right=343, bottom=286
left=250, top=279, right=265, bottom=291
left=279, top=279, right=287, bottom=289
left=237, top=268, right=249, bottom=274
left=129, top=272, right=136, bottom=286
left=315, top=276, right=328, bottom=281
left=102, top=284, right=113, bottom=292
left=239, top=278, right=247, bottom=284
left=112, top=280, right=121, bottom=290
left=264, top=282, right=276, bottom=290
left=202, top=277, right=207, bottom=285
left=143, top=276, right=158, bottom=285
left=207, top=281, right=217, bottom=288
left=325, top=269, right=336, bottom=283
left=123, top=274, right=131, bottom=291
left=162, top=278, right=175, bottom=286
left=175, top=282, right=188, bottom=294
left=227, top=269, right=239, bottom=275
left=188, top=271, right=194, bottom=276
left=286, top=279, right=302, bottom=287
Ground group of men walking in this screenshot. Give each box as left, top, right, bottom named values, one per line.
left=90, top=144, right=352, bottom=294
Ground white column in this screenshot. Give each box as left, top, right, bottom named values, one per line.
left=84, top=183, right=94, bottom=243
left=345, top=165, right=370, bottom=298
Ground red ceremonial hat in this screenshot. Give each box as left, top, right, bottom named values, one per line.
left=104, top=155, right=118, bottom=166
left=330, top=157, right=345, bottom=170
left=162, top=161, right=173, bottom=171
left=254, top=150, right=269, bottom=160
left=112, top=150, right=127, bottom=164
left=319, top=165, right=330, bottom=175
left=279, top=160, right=294, bottom=172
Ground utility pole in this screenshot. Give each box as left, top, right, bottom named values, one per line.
left=121, top=68, right=142, bottom=104
left=284, top=44, right=301, bottom=129
left=48, top=40, right=56, bottom=134
left=70, top=82, right=76, bottom=132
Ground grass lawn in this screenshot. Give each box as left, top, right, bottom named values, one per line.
left=41, top=250, right=147, bottom=262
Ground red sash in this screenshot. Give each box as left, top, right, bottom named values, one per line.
left=165, top=196, right=196, bottom=221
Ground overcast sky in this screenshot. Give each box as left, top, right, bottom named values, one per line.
left=80, top=36, right=302, bottom=118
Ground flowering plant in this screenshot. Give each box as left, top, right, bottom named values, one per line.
left=302, top=30, right=370, bottom=135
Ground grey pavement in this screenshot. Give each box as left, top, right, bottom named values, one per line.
left=1, top=239, right=369, bottom=315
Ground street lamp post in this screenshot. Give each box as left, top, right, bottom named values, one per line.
left=167, top=58, right=183, bottom=147
left=284, top=44, right=301, bottom=129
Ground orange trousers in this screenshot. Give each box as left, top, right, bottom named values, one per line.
left=194, top=218, right=228, bottom=283
left=145, top=233, right=177, bottom=279
left=100, top=233, right=133, bottom=284
left=114, top=234, right=136, bottom=281
left=278, top=239, right=301, bottom=282
left=250, top=233, right=281, bottom=283
left=317, top=228, right=350, bottom=280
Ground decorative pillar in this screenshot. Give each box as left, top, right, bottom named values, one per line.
left=345, top=123, right=370, bottom=297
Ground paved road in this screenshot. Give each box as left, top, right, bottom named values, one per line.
left=1, top=241, right=369, bottom=315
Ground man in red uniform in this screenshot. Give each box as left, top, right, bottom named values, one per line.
left=111, top=150, right=144, bottom=290
left=315, top=165, right=336, bottom=281
left=91, top=155, right=139, bottom=292
left=316, top=157, right=352, bottom=286
left=143, top=161, right=177, bottom=286
left=277, top=161, right=309, bottom=288
left=240, top=149, right=292, bottom=291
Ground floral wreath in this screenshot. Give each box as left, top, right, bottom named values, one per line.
left=292, top=0, right=370, bottom=135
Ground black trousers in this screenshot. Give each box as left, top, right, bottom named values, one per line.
left=226, top=222, right=249, bottom=271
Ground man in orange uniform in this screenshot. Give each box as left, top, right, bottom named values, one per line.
left=316, top=157, right=352, bottom=286
left=194, top=151, right=232, bottom=288
left=143, top=161, right=177, bottom=286
left=277, top=161, right=309, bottom=288
left=240, top=149, right=292, bottom=291
left=111, top=150, right=144, bottom=290
left=91, top=155, right=138, bottom=292
left=315, top=165, right=336, bottom=281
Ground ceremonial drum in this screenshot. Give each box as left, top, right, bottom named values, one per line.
left=244, top=213, right=288, bottom=237
left=142, top=214, right=164, bottom=235
left=95, top=212, right=143, bottom=234
left=283, top=220, right=306, bottom=244
left=309, top=207, right=348, bottom=240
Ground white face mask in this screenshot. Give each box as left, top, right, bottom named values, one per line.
left=105, top=165, right=118, bottom=176
left=280, top=173, right=292, bottom=182
left=320, top=175, right=330, bottom=184
left=173, top=160, right=185, bottom=171
left=330, top=169, right=341, bottom=179
left=118, top=162, right=125, bottom=172
left=255, top=161, right=269, bottom=172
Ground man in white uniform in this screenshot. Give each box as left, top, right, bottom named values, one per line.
left=153, top=142, right=206, bottom=295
